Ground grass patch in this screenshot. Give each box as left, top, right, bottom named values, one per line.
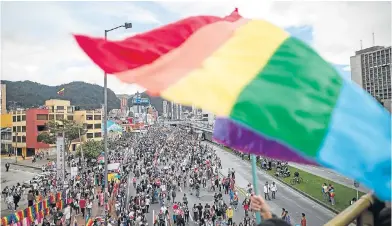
left=265, top=166, right=365, bottom=212
left=219, top=144, right=365, bottom=212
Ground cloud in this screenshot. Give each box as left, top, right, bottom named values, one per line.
left=1, top=1, right=156, bottom=95
left=159, top=1, right=391, bottom=65
left=2, top=1, right=390, bottom=96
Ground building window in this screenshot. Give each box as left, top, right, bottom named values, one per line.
left=13, top=116, right=16, bottom=122
left=86, top=133, right=94, bottom=139
left=22, top=136, right=26, bottom=142
left=94, top=115, right=101, bottom=120
left=94, top=132, right=102, bottom=138
left=37, top=125, right=46, bottom=132
left=67, top=115, right=74, bottom=121
left=49, top=114, right=55, bottom=120
left=17, top=136, right=22, bottom=142
left=22, top=126, right=26, bottom=132
left=94, top=124, right=101, bottom=129
left=86, top=115, right=93, bottom=120
left=37, top=114, right=48, bottom=120
left=17, top=126, right=21, bottom=132
left=21, top=115, right=26, bottom=121
left=17, top=116, right=21, bottom=121
left=13, top=126, right=16, bottom=132
left=56, top=114, right=64, bottom=120
left=86, top=124, right=93, bottom=129
left=57, top=106, right=65, bottom=110
left=12, top=136, right=16, bottom=142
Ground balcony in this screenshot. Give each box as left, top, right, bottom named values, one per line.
left=86, top=109, right=102, bottom=114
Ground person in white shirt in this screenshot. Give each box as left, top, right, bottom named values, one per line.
left=270, top=182, right=277, bottom=199
left=263, top=182, right=271, bottom=201
left=145, top=197, right=150, bottom=213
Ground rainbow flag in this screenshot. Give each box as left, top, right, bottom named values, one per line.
left=25, top=206, right=34, bottom=222
left=85, top=215, right=93, bottom=226
left=74, top=9, right=391, bottom=200
left=42, top=199, right=49, bottom=209
left=2, top=217, right=9, bottom=226
left=56, top=200, right=64, bottom=210
left=56, top=192, right=61, bottom=202
left=49, top=194, right=55, bottom=204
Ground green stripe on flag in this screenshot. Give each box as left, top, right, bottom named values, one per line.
left=230, top=37, right=343, bottom=157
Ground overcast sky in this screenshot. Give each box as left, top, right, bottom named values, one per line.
left=2, top=1, right=391, bottom=94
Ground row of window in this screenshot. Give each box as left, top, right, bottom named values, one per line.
left=12, top=136, right=26, bottom=143
left=12, top=115, right=26, bottom=122
left=86, top=115, right=101, bottom=120
left=12, top=126, right=26, bottom=132
left=86, top=132, right=102, bottom=138
left=86, top=123, right=101, bottom=129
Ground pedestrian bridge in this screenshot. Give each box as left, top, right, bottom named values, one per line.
left=163, top=120, right=213, bottom=133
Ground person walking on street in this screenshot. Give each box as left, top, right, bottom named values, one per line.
left=226, top=206, right=234, bottom=226
left=301, top=213, right=307, bottom=226
left=270, top=182, right=277, bottom=199
left=264, top=182, right=271, bottom=201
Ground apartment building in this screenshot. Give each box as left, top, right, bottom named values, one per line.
left=45, top=99, right=75, bottom=121
left=11, top=109, right=50, bottom=157
left=73, top=109, right=103, bottom=143
left=11, top=99, right=103, bottom=155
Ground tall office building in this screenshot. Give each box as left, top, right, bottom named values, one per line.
left=1, top=84, right=6, bottom=114
left=179, top=104, right=183, bottom=120
left=350, top=46, right=391, bottom=100
left=162, top=101, right=168, bottom=118
left=170, top=101, right=174, bottom=120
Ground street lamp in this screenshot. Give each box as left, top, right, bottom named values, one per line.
left=103, top=22, right=132, bottom=225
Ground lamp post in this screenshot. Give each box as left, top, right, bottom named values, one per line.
left=103, top=22, right=132, bottom=225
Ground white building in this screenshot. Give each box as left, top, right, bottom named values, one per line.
left=350, top=46, right=391, bottom=100
left=162, top=101, right=168, bottom=118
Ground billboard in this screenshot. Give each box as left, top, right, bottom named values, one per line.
left=56, top=137, right=65, bottom=189
left=132, top=98, right=150, bottom=105
left=102, top=120, right=123, bottom=133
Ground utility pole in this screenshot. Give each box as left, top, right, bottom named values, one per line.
left=78, top=128, right=84, bottom=174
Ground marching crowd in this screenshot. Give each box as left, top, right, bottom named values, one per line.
left=2, top=126, right=305, bottom=226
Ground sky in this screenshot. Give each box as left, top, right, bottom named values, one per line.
left=1, top=1, right=391, bottom=95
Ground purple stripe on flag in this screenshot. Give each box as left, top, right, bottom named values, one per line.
left=213, top=117, right=317, bottom=165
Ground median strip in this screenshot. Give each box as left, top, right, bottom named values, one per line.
left=209, top=141, right=365, bottom=213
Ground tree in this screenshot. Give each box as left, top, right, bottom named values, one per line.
left=37, top=119, right=85, bottom=152
left=76, top=140, right=103, bottom=159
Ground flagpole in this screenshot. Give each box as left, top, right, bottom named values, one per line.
left=103, top=23, right=132, bottom=226
left=251, top=155, right=262, bottom=224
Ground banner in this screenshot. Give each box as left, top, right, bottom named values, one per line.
left=71, top=167, right=78, bottom=178
left=56, top=136, right=65, bottom=190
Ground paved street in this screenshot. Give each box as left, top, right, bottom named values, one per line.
left=205, top=142, right=337, bottom=226
left=289, top=163, right=369, bottom=193
left=0, top=158, right=42, bottom=217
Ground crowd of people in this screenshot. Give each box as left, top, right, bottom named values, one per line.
left=2, top=125, right=309, bottom=226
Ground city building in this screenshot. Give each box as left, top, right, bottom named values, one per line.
left=1, top=113, right=12, bottom=154
left=45, top=99, right=75, bottom=121
left=350, top=46, right=391, bottom=101
left=1, top=84, right=6, bottom=114
left=162, top=101, right=168, bottom=118
left=117, top=94, right=130, bottom=112
left=73, top=109, right=103, bottom=144
left=10, top=99, right=104, bottom=156
left=11, top=109, right=51, bottom=157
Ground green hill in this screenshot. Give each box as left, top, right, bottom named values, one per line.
left=1, top=80, right=120, bottom=111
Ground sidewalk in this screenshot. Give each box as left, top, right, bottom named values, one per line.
left=9, top=156, right=56, bottom=170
